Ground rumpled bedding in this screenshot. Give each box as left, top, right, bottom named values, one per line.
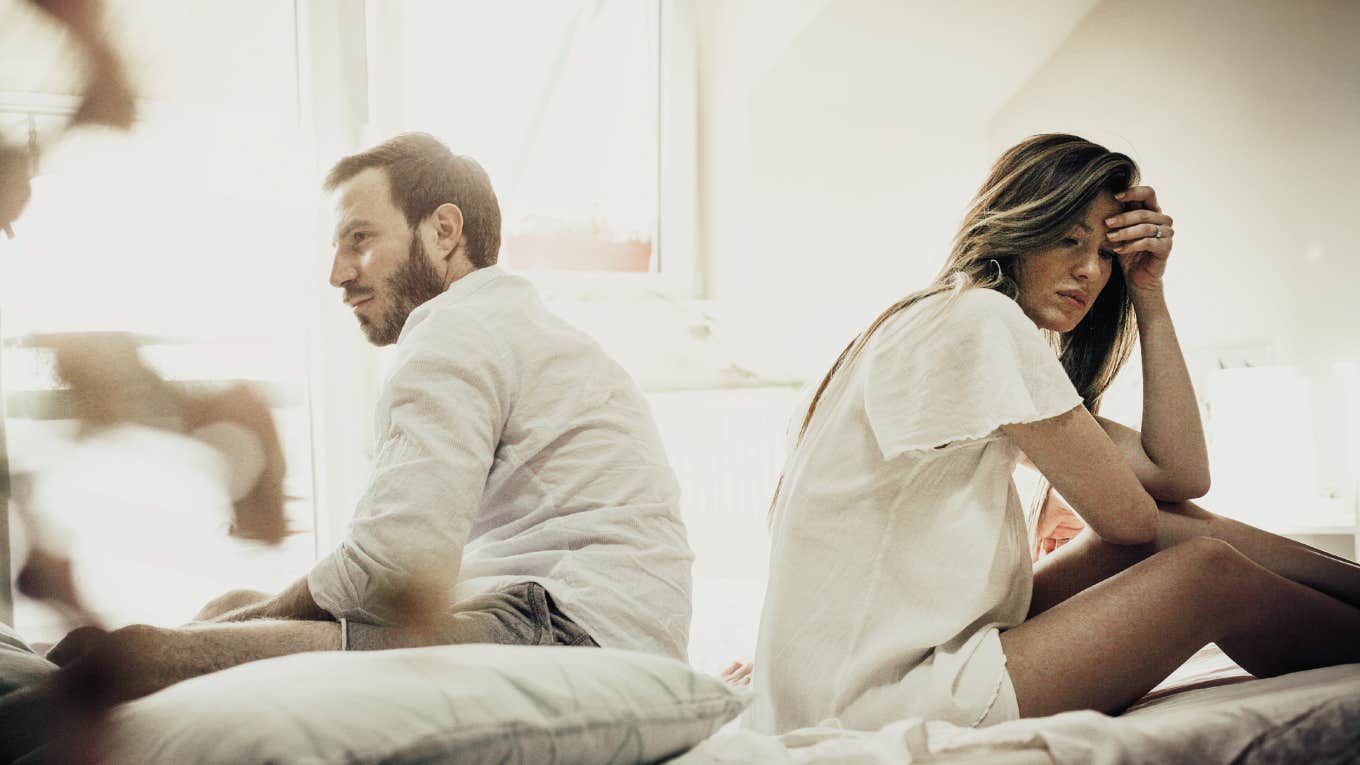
left=0, top=621, right=56, bottom=698
left=671, top=649, right=1360, bottom=765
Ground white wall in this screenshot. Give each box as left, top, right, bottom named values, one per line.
left=988, top=0, right=1359, bottom=367
left=692, top=0, right=1358, bottom=496
left=680, top=0, right=1112, bottom=657
left=694, top=0, right=1099, bottom=382
left=689, top=0, right=1359, bottom=537
left=988, top=0, right=1360, bottom=514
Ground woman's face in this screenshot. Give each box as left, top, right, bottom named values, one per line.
left=1015, top=191, right=1123, bottom=333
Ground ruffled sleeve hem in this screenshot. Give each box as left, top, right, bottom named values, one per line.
left=863, top=289, right=1083, bottom=460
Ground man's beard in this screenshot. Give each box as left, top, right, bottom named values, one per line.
left=357, top=235, right=446, bottom=346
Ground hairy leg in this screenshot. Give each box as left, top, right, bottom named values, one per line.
left=1003, top=538, right=1360, bottom=718
left=0, top=620, right=340, bottom=761
left=1030, top=499, right=1360, bottom=617
left=2, top=582, right=586, bottom=759
left=89, top=620, right=339, bottom=698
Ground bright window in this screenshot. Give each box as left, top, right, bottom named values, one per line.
left=2, top=0, right=698, bottom=640
left=369, top=0, right=665, bottom=274
left=1, top=0, right=317, bottom=641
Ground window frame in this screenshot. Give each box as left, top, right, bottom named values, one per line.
left=305, top=0, right=702, bottom=541
left=0, top=5, right=324, bottom=627
left=357, top=0, right=701, bottom=299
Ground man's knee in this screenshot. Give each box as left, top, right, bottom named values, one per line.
left=194, top=589, right=271, bottom=621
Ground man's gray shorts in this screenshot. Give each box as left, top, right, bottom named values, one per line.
left=341, top=581, right=599, bottom=651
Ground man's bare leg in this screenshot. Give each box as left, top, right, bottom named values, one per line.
left=56, top=619, right=341, bottom=697
left=0, top=620, right=339, bottom=762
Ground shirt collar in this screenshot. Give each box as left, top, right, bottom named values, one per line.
left=438, top=264, right=505, bottom=305
left=398, top=265, right=506, bottom=345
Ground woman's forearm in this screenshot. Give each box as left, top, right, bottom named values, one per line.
left=1131, top=287, right=1210, bottom=497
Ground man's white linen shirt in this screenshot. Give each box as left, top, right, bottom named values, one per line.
left=308, top=266, right=694, bottom=660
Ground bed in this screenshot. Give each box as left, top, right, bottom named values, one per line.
left=674, top=646, right=1360, bottom=764
left=3, top=621, right=1357, bottom=764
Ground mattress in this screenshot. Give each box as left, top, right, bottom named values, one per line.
left=672, top=647, right=1360, bottom=764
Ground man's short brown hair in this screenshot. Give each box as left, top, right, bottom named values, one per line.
left=324, top=133, right=501, bottom=268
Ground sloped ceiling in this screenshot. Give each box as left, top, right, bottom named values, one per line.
left=758, top=0, right=1102, bottom=128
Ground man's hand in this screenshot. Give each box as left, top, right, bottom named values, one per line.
left=719, top=660, right=752, bottom=688
left=45, top=625, right=109, bottom=668
left=46, top=624, right=187, bottom=705
left=1033, top=491, right=1087, bottom=562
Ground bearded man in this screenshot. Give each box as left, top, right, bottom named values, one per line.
left=0, top=134, right=693, bottom=758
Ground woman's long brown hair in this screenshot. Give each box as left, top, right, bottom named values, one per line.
left=768, top=134, right=1141, bottom=525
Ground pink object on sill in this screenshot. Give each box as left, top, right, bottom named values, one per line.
left=503, top=235, right=652, bottom=273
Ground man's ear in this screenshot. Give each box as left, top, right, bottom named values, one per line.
left=431, top=202, right=465, bottom=262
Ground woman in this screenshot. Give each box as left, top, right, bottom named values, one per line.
left=745, top=134, right=1360, bottom=733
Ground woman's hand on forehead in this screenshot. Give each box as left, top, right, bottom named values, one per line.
left=1103, top=185, right=1175, bottom=292
left=1113, top=185, right=1161, bottom=214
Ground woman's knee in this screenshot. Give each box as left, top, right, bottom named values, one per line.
left=1175, top=536, right=1244, bottom=565
left=1164, top=537, right=1257, bottom=595
left=1138, top=539, right=1259, bottom=637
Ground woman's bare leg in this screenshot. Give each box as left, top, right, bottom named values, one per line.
left=1158, top=500, right=1360, bottom=607
left=1028, top=529, right=1152, bottom=617
left=1003, top=537, right=1360, bottom=718
left=1029, top=499, right=1360, bottom=617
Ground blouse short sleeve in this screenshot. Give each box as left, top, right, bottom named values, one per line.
left=863, top=288, right=1082, bottom=459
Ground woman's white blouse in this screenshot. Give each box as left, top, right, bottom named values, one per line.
left=747, top=288, right=1082, bottom=732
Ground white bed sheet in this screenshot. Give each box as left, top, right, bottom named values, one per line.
left=671, top=647, right=1360, bottom=764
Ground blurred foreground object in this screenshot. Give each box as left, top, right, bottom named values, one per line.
left=4, top=336, right=289, bottom=762
left=0, top=0, right=135, bottom=238
left=1, top=6, right=182, bottom=761
left=14, top=332, right=289, bottom=618
left=45, top=332, right=289, bottom=545
left=0, top=144, right=32, bottom=240
left=12, top=330, right=289, bottom=609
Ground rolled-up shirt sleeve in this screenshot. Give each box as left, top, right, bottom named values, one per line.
left=308, top=309, right=511, bottom=625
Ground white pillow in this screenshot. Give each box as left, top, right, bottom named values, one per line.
left=98, top=644, right=750, bottom=764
